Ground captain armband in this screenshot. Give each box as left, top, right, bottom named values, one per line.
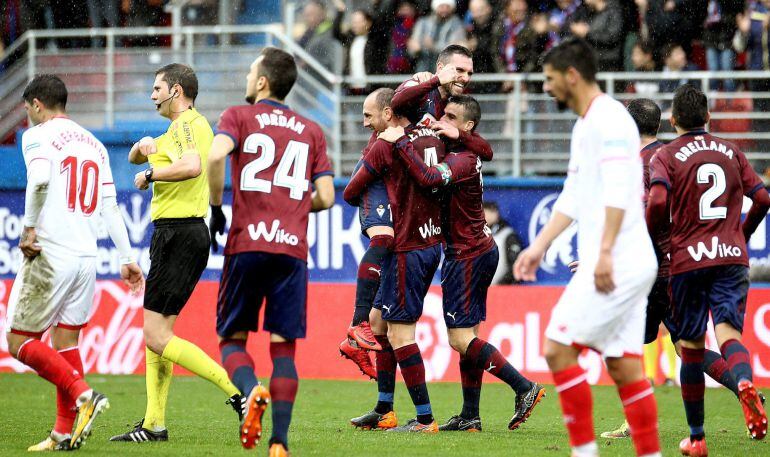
left=435, top=163, right=452, bottom=185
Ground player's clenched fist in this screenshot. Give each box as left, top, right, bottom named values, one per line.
left=513, top=244, right=545, bottom=282
left=436, top=64, right=458, bottom=85
left=136, top=136, right=157, bottom=157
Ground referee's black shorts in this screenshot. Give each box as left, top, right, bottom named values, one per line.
left=144, top=217, right=209, bottom=316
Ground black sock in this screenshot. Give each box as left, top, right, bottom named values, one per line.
left=352, top=235, right=392, bottom=326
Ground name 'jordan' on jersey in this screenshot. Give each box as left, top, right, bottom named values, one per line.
left=355, top=125, right=446, bottom=252
left=650, top=131, right=764, bottom=275
left=216, top=99, right=333, bottom=260
left=21, top=116, right=115, bottom=256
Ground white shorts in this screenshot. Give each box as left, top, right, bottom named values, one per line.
left=5, top=249, right=96, bottom=336
left=545, top=266, right=656, bottom=359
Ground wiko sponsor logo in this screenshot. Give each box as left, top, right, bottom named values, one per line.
left=248, top=220, right=299, bottom=246
left=419, top=218, right=441, bottom=239
left=687, top=236, right=742, bottom=262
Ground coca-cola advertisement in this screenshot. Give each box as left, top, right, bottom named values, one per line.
left=2, top=281, right=769, bottom=387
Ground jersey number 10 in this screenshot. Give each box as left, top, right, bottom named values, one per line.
left=61, top=156, right=99, bottom=216
left=240, top=133, right=310, bottom=200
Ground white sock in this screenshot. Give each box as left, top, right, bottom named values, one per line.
left=571, top=441, right=598, bottom=457
left=50, top=430, right=70, bottom=442
left=75, top=389, right=93, bottom=407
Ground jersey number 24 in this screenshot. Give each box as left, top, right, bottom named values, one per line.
left=240, top=133, right=310, bottom=200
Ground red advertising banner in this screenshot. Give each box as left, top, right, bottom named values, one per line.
left=1, top=280, right=769, bottom=387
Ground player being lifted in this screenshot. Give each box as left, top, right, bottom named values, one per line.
left=111, top=63, right=243, bottom=444
left=344, top=89, right=445, bottom=433
left=514, top=39, right=662, bottom=457
left=338, top=44, right=494, bottom=377
left=382, top=94, right=545, bottom=432
left=647, top=85, right=769, bottom=455
left=7, top=74, right=144, bottom=451
left=602, top=98, right=766, bottom=440
left=207, top=47, right=334, bottom=455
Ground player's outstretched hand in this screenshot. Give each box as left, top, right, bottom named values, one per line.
left=594, top=252, right=615, bottom=294
left=378, top=126, right=405, bottom=143
left=121, top=262, right=145, bottom=295
left=137, top=136, right=157, bottom=157
left=134, top=171, right=150, bottom=190
left=436, top=64, right=458, bottom=85
left=19, top=226, right=42, bottom=258
left=209, top=205, right=226, bottom=253
left=430, top=120, right=459, bottom=139
left=513, top=245, right=544, bottom=282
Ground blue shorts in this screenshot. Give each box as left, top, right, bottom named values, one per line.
left=353, top=159, right=392, bottom=234
left=644, top=276, right=677, bottom=344
left=380, top=245, right=442, bottom=323
left=216, top=252, right=308, bottom=339
left=441, top=245, right=499, bottom=328
left=668, top=265, right=749, bottom=342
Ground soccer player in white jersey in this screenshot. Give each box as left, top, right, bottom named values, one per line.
left=5, top=75, right=144, bottom=451
left=513, top=39, right=661, bottom=457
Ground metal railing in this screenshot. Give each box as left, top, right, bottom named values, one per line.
left=2, top=25, right=770, bottom=177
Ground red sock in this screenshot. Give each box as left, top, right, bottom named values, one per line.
left=619, top=379, right=660, bottom=456
left=54, top=347, right=84, bottom=436
left=17, top=340, right=89, bottom=401
left=553, top=365, right=594, bottom=447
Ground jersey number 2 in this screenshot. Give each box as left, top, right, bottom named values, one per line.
left=240, top=133, right=310, bottom=200
left=698, top=163, right=727, bottom=220
left=61, top=156, right=99, bottom=216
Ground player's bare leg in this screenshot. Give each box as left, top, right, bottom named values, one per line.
left=351, top=308, right=398, bottom=430
left=714, top=323, right=767, bottom=440
left=385, top=322, right=437, bottom=433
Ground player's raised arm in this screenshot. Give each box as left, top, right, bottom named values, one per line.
left=128, top=136, right=156, bottom=164
left=391, top=75, right=442, bottom=113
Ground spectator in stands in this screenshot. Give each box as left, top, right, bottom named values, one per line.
left=408, top=0, right=466, bottom=71
left=0, top=0, right=22, bottom=59
left=495, top=0, right=529, bottom=78
left=21, top=0, right=90, bottom=49
left=547, top=0, right=581, bottom=45
left=659, top=43, right=700, bottom=94
left=387, top=1, right=417, bottom=74
left=567, top=0, right=625, bottom=71
left=299, top=0, right=342, bottom=75
left=734, top=1, right=770, bottom=155
left=123, top=0, right=167, bottom=47
left=332, top=0, right=376, bottom=93
left=88, top=0, right=120, bottom=47
left=466, top=0, right=500, bottom=92
left=703, top=0, right=741, bottom=91
left=367, top=0, right=398, bottom=74
left=483, top=201, right=524, bottom=285
left=642, top=0, right=707, bottom=58
left=627, top=40, right=660, bottom=97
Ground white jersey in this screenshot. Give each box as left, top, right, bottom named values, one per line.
left=21, top=116, right=115, bottom=257
left=552, top=94, right=656, bottom=272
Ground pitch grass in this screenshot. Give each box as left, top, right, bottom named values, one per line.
left=0, top=374, right=767, bottom=456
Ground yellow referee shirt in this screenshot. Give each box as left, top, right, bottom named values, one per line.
left=148, top=107, right=212, bottom=220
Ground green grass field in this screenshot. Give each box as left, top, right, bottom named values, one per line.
left=0, top=373, right=766, bottom=456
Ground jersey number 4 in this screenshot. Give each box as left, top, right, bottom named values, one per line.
left=698, top=163, right=727, bottom=220
left=240, top=133, right=310, bottom=200
left=61, top=156, right=99, bottom=216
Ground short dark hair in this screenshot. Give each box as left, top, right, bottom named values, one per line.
left=627, top=98, right=661, bottom=137
left=482, top=201, right=499, bottom=211
left=662, top=43, right=683, bottom=61
left=447, top=94, right=481, bottom=131
left=634, top=40, right=654, bottom=56
left=155, top=63, right=198, bottom=102
left=541, top=37, right=598, bottom=83
left=258, top=47, right=298, bottom=100
left=437, top=44, right=473, bottom=65
left=372, top=87, right=394, bottom=110
left=22, top=74, right=68, bottom=110
left=672, top=84, right=708, bottom=130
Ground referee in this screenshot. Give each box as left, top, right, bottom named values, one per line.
left=110, top=63, right=242, bottom=443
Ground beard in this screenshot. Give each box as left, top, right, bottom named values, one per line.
left=556, top=99, right=568, bottom=111
left=245, top=95, right=256, bottom=105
